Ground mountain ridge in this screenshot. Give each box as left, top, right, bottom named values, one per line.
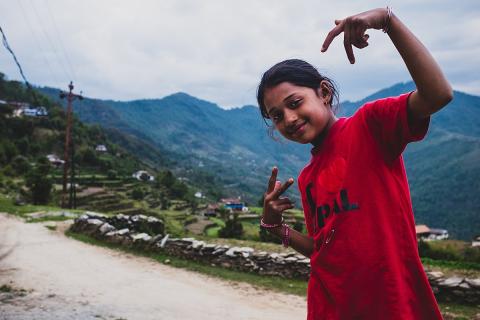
left=39, top=82, right=480, bottom=240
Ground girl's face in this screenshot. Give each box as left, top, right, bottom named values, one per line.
left=263, top=81, right=337, bottom=146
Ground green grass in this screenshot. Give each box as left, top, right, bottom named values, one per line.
left=0, top=284, right=13, bottom=292
left=0, top=195, right=60, bottom=217
left=205, top=225, right=220, bottom=237
left=422, top=258, right=480, bottom=277
left=0, top=194, right=83, bottom=222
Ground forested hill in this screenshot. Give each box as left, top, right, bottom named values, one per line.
left=39, top=83, right=480, bottom=240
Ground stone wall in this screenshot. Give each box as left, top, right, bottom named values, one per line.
left=70, top=213, right=480, bottom=304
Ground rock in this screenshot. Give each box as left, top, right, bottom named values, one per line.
left=159, top=234, right=169, bottom=248
left=117, top=228, right=130, bottom=236
left=440, top=277, right=463, bottom=287
left=427, top=271, right=444, bottom=280
left=465, top=278, right=480, bottom=288
left=132, top=233, right=151, bottom=242
left=98, top=223, right=115, bottom=235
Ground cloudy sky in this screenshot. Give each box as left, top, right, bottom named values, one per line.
left=0, top=0, right=479, bottom=108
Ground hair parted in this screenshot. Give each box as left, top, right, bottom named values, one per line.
left=257, top=59, right=339, bottom=121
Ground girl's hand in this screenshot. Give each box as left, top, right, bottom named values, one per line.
left=321, top=8, right=388, bottom=64
left=262, top=167, right=295, bottom=224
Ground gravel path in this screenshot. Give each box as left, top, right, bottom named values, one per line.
left=0, top=213, right=306, bottom=320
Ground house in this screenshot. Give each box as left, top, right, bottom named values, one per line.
left=220, top=197, right=245, bottom=211
left=194, top=191, right=204, bottom=199
left=472, top=235, right=480, bottom=247
left=203, top=203, right=219, bottom=217
left=46, top=154, right=65, bottom=167
left=95, top=144, right=107, bottom=152
left=415, top=224, right=449, bottom=241
left=20, top=106, right=48, bottom=117
left=132, top=170, right=155, bottom=182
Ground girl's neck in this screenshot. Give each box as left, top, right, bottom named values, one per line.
left=311, top=114, right=338, bottom=147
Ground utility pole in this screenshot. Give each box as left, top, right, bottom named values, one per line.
left=60, top=81, right=82, bottom=208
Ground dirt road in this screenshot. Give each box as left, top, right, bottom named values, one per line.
left=0, top=213, right=306, bottom=320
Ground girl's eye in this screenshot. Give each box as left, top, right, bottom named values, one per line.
left=289, top=99, right=302, bottom=108
left=272, top=113, right=283, bottom=123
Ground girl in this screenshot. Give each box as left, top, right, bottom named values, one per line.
left=258, top=7, right=452, bottom=320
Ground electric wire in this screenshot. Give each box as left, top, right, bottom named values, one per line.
left=0, top=26, right=40, bottom=105
left=16, top=0, right=60, bottom=85
left=28, top=0, right=72, bottom=82
left=44, top=0, right=77, bottom=81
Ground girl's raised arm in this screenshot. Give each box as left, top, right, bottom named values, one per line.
left=321, top=8, right=453, bottom=121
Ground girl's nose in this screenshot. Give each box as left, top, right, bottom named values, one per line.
left=284, top=109, right=298, bottom=124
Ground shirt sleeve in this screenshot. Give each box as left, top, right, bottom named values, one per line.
left=360, top=92, right=430, bottom=162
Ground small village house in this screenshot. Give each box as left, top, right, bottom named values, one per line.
left=95, top=144, right=108, bottom=152
left=46, top=154, right=65, bottom=168
left=415, top=224, right=449, bottom=241
left=132, top=170, right=154, bottom=182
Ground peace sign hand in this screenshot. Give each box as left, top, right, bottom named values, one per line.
left=321, top=8, right=389, bottom=64
left=262, top=167, right=295, bottom=224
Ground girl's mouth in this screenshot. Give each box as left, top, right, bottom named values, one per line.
left=292, top=122, right=306, bottom=136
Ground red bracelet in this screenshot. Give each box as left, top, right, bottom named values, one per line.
left=260, top=217, right=284, bottom=228
left=282, top=225, right=290, bottom=248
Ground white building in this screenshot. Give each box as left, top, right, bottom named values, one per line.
left=95, top=144, right=107, bottom=152
left=132, top=170, right=155, bottom=182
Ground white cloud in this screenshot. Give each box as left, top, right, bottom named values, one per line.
left=0, top=0, right=479, bottom=108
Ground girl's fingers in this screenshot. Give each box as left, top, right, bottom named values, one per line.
left=273, top=203, right=295, bottom=212
left=343, top=20, right=355, bottom=64
left=266, top=167, right=278, bottom=193
left=321, top=20, right=344, bottom=52
left=271, top=178, right=294, bottom=199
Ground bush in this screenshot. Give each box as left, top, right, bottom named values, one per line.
left=26, top=157, right=52, bottom=204
left=11, top=155, right=30, bottom=175
left=218, top=213, right=243, bottom=239
left=259, top=226, right=282, bottom=244
left=131, top=187, right=144, bottom=200
left=107, top=169, right=117, bottom=179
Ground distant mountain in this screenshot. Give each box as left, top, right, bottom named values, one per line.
left=39, top=82, right=480, bottom=240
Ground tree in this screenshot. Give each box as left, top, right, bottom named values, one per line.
left=11, top=155, right=30, bottom=175
left=26, top=157, right=52, bottom=204
left=157, top=170, right=175, bottom=188
left=219, top=212, right=243, bottom=239
left=131, top=186, right=144, bottom=200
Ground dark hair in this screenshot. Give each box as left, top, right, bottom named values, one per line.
left=257, top=59, right=339, bottom=120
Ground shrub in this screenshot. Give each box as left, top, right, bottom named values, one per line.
left=218, top=213, right=243, bottom=239
left=131, top=187, right=144, bottom=200
left=107, top=169, right=117, bottom=179
left=26, top=157, right=52, bottom=204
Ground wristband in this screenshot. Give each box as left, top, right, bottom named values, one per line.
left=260, top=217, right=284, bottom=229
left=382, top=6, right=392, bottom=34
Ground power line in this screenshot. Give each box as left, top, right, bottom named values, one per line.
left=44, top=0, right=77, bottom=81
left=27, top=0, right=72, bottom=82
left=16, top=0, right=60, bottom=85
left=0, top=25, right=39, bottom=105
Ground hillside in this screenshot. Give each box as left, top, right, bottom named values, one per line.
left=39, top=83, right=480, bottom=240
left=0, top=73, right=206, bottom=215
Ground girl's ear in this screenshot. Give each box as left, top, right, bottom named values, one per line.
left=318, top=80, right=332, bottom=104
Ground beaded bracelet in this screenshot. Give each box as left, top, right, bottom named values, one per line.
left=260, top=217, right=284, bottom=229
left=382, top=6, right=392, bottom=34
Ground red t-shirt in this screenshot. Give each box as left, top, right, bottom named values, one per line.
left=298, top=93, right=442, bottom=320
